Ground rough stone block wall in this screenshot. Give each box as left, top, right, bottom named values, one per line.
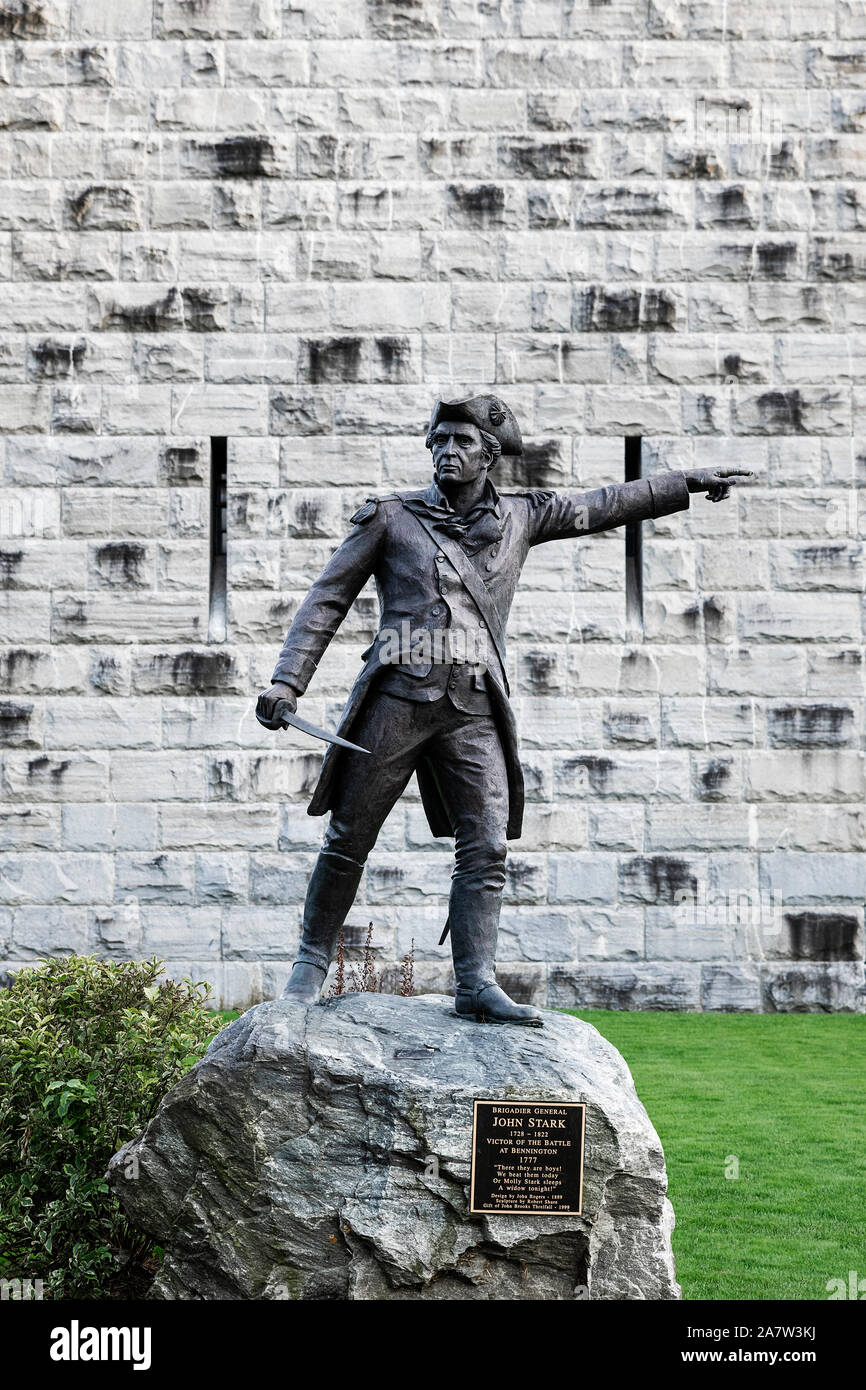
left=0, top=0, right=863, bottom=1011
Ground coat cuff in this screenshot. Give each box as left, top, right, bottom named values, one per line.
left=647, top=471, right=691, bottom=517
left=270, top=659, right=307, bottom=693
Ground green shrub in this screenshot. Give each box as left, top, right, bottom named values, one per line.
left=0, top=954, right=223, bottom=1299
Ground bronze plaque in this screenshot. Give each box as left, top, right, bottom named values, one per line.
left=469, top=1100, right=585, bottom=1216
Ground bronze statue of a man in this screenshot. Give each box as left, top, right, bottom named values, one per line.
left=257, top=395, right=751, bottom=1025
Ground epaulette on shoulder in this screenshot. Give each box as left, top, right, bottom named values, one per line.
left=349, top=493, right=400, bottom=525
left=349, top=497, right=378, bottom=525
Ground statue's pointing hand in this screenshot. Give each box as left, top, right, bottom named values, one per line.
left=684, top=467, right=756, bottom=503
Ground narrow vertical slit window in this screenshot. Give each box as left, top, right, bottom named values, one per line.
left=624, top=435, right=643, bottom=638
left=208, top=437, right=227, bottom=643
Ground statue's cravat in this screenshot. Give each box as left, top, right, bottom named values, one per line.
left=402, top=481, right=503, bottom=555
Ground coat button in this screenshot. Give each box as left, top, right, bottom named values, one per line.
left=485, top=562, right=493, bottom=571
left=436, top=553, right=446, bottom=562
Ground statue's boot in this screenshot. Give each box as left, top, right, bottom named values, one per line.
left=449, top=881, right=543, bottom=1027
left=281, top=849, right=365, bottom=1003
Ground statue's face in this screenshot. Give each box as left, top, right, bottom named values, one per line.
left=430, top=419, right=487, bottom=488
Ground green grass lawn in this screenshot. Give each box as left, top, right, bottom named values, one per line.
left=568, top=1010, right=866, bottom=1301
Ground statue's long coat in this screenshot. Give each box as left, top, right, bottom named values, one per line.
left=272, top=472, right=691, bottom=840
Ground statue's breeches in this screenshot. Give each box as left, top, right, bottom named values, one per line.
left=322, top=689, right=509, bottom=870
left=294, top=689, right=510, bottom=978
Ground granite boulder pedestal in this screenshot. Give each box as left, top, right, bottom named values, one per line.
left=109, top=994, right=680, bottom=1301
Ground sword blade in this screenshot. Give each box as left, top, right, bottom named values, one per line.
left=281, top=710, right=370, bottom=754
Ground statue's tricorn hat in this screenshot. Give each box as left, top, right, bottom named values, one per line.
left=427, top=395, right=523, bottom=456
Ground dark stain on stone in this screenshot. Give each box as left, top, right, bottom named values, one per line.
left=367, top=0, right=437, bottom=39
left=300, top=133, right=340, bottom=178
left=768, top=703, right=852, bottom=747
left=161, top=444, right=203, bottom=483
left=374, top=336, right=411, bottom=381
left=209, top=761, right=249, bottom=806
left=271, top=755, right=320, bottom=819
left=499, top=440, right=563, bottom=488
left=692, top=151, right=718, bottom=178
left=643, top=856, right=696, bottom=902
left=301, top=337, right=363, bottom=384
left=30, top=338, right=87, bottom=379
left=147, top=650, right=237, bottom=696
left=769, top=141, right=797, bottom=177
left=212, top=136, right=275, bottom=179
left=0, top=550, right=23, bottom=586
left=527, top=188, right=570, bottom=228
left=27, top=755, right=70, bottom=781
left=495, top=969, right=538, bottom=1004
left=59, top=597, right=87, bottom=625
left=576, top=286, right=676, bottom=332
left=669, top=146, right=724, bottom=179
left=757, top=242, right=797, bottom=278
left=90, top=653, right=123, bottom=693
left=265, top=598, right=296, bottom=629
left=501, top=137, right=594, bottom=179
left=577, top=286, right=639, bottom=331
left=717, top=185, right=750, bottom=221
left=373, top=865, right=405, bottom=885
left=785, top=912, right=859, bottom=962
left=573, top=755, right=615, bottom=791
left=447, top=183, right=506, bottom=222
left=104, top=288, right=180, bottom=333
left=700, top=758, right=732, bottom=794
left=294, top=497, right=323, bottom=534
left=641, top=288, right=678, bottom=329
left=181, top=287, right=226, bottom=331
left=492, top=973, right=539, bottom=1006
left=341, top=923, right=381, bottom=954
left=524, top=650, right=558, bottom=688
left=73, top=46, right=113, bottom=86
left=230, top=493, right=250, bottom=530
left=692, top=393, right=717, bottom=428
left=796, top=543, right=849, bottom=567
left=608, top=711, right=648, bottom=734
left=702, top=596, right=726, bottom=638
left=208, top=757, right=238, bottom=800
left=420, top=136, right=447, bottom=166
left=722, top=352, right=742, bottom=378
left=94, top=542, right=148, bottom=586
left=0, top=648, right=40, bottom=687
left=811, top=242, right=854, bottom=281
left=755, top=389, right=804, bottom=431
left=0, top=3, right=47, bottom=38
left=506, top=859, right=537, bottom=886
left=0, top=701, right=33, bottom=732
left=352, top=185, right=388, bottom=212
